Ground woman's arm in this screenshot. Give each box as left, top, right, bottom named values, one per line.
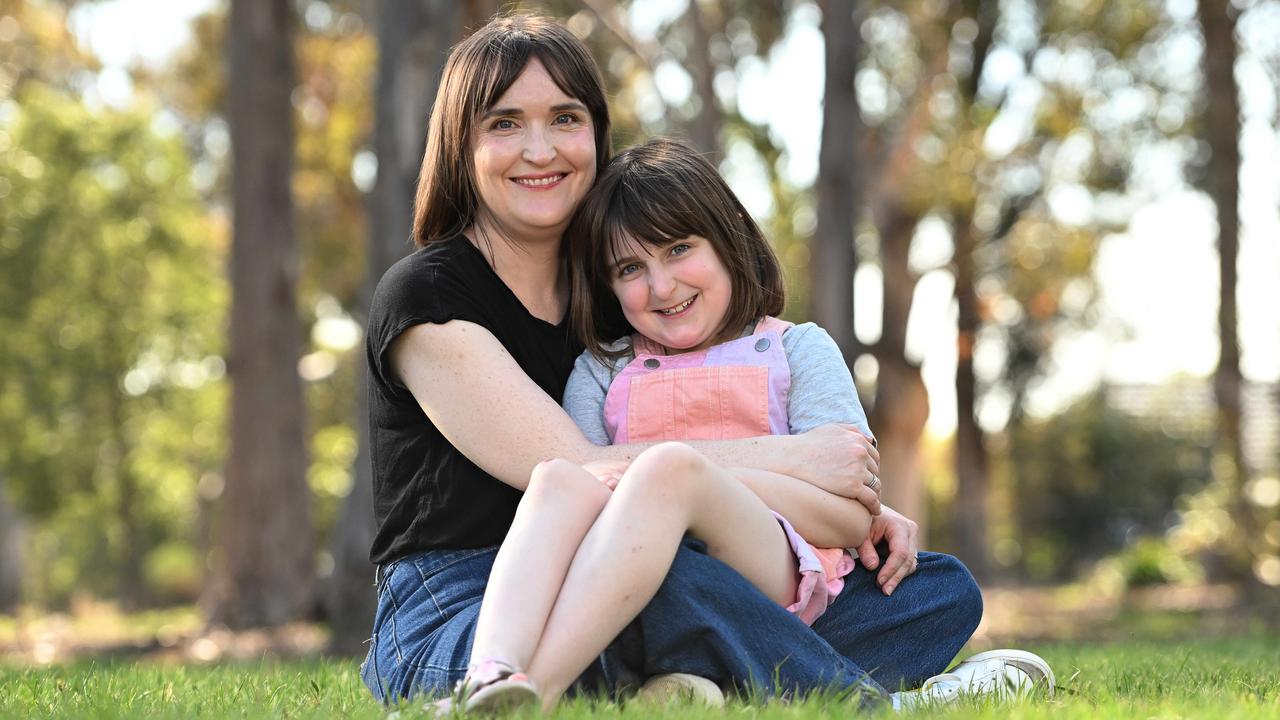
left=731, top=467, right=872, bottom=548
left=392, top=320, right=872, bottom=492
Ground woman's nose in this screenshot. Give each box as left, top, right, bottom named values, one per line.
left=522, top=128, right=557, bottom=165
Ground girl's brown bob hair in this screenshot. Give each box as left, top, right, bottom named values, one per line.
left=568, top=138, right=786, bottom=361
left=411, top=15, right=611, bottom=247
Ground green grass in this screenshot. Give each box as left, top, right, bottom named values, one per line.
left=1, top=636, right=1277, bottom=718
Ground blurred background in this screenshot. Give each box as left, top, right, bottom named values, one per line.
left=0, top=0, right=1277, bottom=662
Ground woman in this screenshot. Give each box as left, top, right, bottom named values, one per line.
left=359, top=13, right=1016, bottom=708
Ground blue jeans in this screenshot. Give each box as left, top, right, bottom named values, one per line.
left=360, top=540, right=982, bottom=703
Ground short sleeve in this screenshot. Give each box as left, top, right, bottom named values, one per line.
left=562, top=350, right=614, bottom=446
left=783, top=323, right=873, bottom=438
left=365, top=250, right=485, bottom=393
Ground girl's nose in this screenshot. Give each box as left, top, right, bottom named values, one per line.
left=649, top=267, right=677, bottom=299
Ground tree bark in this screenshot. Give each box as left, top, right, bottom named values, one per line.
left=949, top=0, right=998, bottom=580
left=1196, top=0, right=1255, bottom=561
left=0, top=472, right=23, bottom=614
left=951, top=211, right=989, bottom=578
left=812, top=0, right=864, bottom=363
left=684, top=0, right=721, bottom=160
left=872, top=201, right=929, bottom=535
left=325, top=0, right=478, bottom=656
left=214, top=0, right=314, bottom=629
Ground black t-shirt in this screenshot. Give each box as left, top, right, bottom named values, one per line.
left=365, top=235, right=582, bottom=564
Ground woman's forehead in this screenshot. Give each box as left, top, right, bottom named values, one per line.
left=487, top=58, right=580, bottom=111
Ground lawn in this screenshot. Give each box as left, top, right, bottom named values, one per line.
left=1, top=636, right=1277, bottom=719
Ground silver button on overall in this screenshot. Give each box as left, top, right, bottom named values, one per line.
left=754, top=338, right=771, bottom=352
left=644, top=358, right=661, bottom=369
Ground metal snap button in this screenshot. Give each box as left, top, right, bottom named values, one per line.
left=754, top=338, right=771, bottom=352
left=643, top=358, right=661, bottom=369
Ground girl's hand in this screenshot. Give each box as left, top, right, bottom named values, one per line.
left=790, top=424, right=881, bottom=513
left=581, top=459, right=631, bottom=490
left=854, top=505, right=920, bottom=596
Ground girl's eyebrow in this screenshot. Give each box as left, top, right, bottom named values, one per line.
left=480, top=101, right=588, bottom=120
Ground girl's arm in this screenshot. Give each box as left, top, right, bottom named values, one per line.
left=731, top=467, right=872, bottom=548
left=391, top=320, right=871, bottom=491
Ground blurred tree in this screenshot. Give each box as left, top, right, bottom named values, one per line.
left=0, top=83, right=224, bottom=609
left=213, top=0, right=314, bottom=628
left=1004, top=387, right=1211, bottom=580
left=1196, top=1, right=1280, bottom=607
left=326, top=0, right=495, bottom=657
left=0, top=473, right=23, bottom=613
left=812, top=0, right=863, bottom=364
left=1196, top=0, right=1253, bottom=566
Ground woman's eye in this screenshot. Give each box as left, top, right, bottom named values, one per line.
left=619, top=263, right=641, bottom=277
left=492, top=118, right=517, bottom=130
left=554, top=112, right=579, bottom=125
left=670, top=243, right=692, bottom=256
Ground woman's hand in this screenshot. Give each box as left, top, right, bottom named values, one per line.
left=854, top=505, right=920, bottom=596
left=581, top=459, right=631, bottom=490
left=788, top=424, right=881, bottom=513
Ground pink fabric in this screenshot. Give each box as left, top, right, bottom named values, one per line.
left=602, top=316, right=854, bottom=625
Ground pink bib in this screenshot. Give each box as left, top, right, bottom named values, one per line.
left=601, top=317, right=854, bottom=625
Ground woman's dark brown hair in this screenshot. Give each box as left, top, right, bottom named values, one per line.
left=411, top=15, right=611, bottom=247
left=568, top=138, right=786, bottom=361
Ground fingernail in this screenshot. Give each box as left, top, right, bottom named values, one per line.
left=885, top=584, right=895, bottom=595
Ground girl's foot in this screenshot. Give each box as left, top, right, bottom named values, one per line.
left=431, top=659, right=538, bottom=715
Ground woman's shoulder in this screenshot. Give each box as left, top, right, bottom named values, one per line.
left=372, top=237, right=481, bottom=310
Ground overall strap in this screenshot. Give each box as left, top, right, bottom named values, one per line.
left=754, top=315, right=794, bottom=335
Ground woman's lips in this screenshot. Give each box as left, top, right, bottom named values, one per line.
left=511, top=173, right=566, bottom=189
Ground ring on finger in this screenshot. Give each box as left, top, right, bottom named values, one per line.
left=867, top=474, right=881, bottom=491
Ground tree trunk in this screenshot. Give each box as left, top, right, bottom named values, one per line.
left=951, top=212, right=989, bottom=578
left=325, top=0, right=478, bottom=656
left=684, top=0, right=721, bottom=161
left=873, top=202, right=929, bottom=536
left=1196, top=0, right=1256, bottom=566
left=812, top=0, right=863, bottom=363
left=214, top=0, right=314, bottom=629
left=948, top=0, right=997, bottom=579
left=0, top=472, right=23, bottom=614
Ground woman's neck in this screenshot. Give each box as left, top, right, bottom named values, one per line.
left=465, top=218, right=567, bottom=324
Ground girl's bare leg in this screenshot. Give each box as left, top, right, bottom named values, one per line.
left=524, top=442, right=799, bottom=707
left=469, top=459, right=611, bottom=673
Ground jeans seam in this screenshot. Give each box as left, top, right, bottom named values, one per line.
left=412, top=549, right=494, bottom=621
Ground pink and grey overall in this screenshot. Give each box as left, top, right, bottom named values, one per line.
left=602, top=316, right=855, bottom=625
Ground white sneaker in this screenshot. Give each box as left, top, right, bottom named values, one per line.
left=891, top=648, right=1054, bottom=710
left=637, top=673, right=725, bottom=707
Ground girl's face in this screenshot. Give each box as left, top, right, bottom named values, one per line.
left=608, top=234, right=733, bottom=354
left=471, top=58, right=597, bottom=241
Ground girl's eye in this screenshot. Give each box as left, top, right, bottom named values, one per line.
left=619, top=263, right=642, bottom=277
left=554, top=112, right=579, bottom=125
left=670, top=243, right=692, bottom=256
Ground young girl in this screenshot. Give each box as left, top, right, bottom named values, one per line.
left=452, top=138, right=879, bottom=711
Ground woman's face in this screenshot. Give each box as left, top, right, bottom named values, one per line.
left=471, top=58, right=597, bottom=241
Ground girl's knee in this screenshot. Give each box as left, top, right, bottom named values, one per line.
left=632, top=442, right=710, bottom=478
left=527, top=459, right=608, bottom=510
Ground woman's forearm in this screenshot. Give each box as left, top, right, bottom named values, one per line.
left=730, top=467, right=871, bottom=548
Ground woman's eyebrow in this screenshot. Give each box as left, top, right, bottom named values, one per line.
left=480, top=101, right=588, bottom=120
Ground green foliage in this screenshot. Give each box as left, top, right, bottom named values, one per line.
left=997, top=387, right=1212, bottom=581
left=0, top=82, right=225, bottom=606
